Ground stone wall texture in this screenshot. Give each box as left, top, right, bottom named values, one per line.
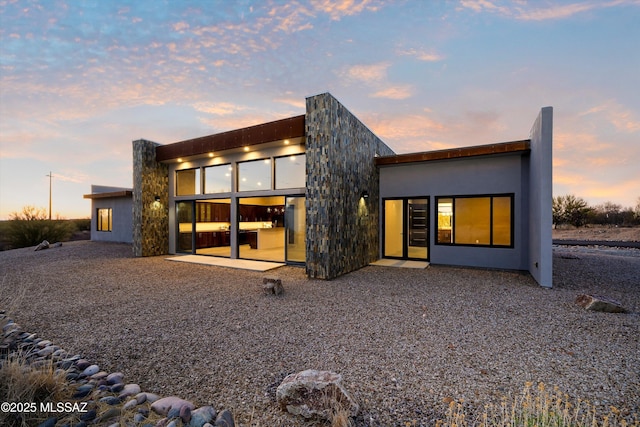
left=305, top=93, right=395, bottom=279
left=132, top=139, right=169, bottom=257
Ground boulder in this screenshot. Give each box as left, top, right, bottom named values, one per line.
left=214, top=409, right=234, bottom=426
left=263, top=277, right=283, bottom=295
left=276, top=369, right=359, bottom=421
left=151, top=396, right=195, bottom=417
left=576, top=294, right=628, bottom=313
left=34, top=240, right=50, bottom=251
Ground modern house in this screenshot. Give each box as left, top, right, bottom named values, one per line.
left=83, top=185, right=133, bottom=243
left=89, top=93, right=553, bottom=287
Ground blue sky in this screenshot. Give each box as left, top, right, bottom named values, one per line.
left=1, top=0, right=639, bottom=219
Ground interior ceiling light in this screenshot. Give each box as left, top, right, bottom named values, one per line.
left=243, top=146, right=250, bottom=152
left=284, top=139, right=290, bottom=145
left=208, top=152, right=214, bottom=157
left=177, top=158, right=183, bottom=163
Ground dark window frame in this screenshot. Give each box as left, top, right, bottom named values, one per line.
left=435, top=194, right=514, bottom=248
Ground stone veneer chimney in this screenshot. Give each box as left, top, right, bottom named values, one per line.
left=132, top=139, right=169, bottom=257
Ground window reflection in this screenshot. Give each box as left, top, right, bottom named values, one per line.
left=204, top=164, right=231, bottom=194
left=238, top=159, right=271, bottom=191
left=276, top=154, right=305, bottom=189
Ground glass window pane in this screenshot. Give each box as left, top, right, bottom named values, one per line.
left=492, top=197, right=512, bottom=245
left=176, top=201, right=193, bottom=253
left=437, top=198, right=453, bottom=243
left=384, top=200, right=403, bottom=257
left=97, top=208, right=112, bottom=231
left=455, top=197, right=490, bottom=245
left=204, top=165, right=232, bottom=193
left=238, top=159, right=271, bottom=191
left=285, top=196, right=306, bottom=263
left=176, top=169, right=200, bottom=196
left=276, top=154, right=305, bottom=189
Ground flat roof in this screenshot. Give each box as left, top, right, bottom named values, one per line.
left=156, top=115, right=306, bottom=162
left=375, top=140, right=530, bottom=166
left=83, top=190, right=132, bottom=199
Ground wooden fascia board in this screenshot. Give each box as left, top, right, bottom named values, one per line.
left=375, top=140, right=531, bottom=166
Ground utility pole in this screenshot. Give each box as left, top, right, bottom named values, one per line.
left=46, top=171, right=53, bottom=220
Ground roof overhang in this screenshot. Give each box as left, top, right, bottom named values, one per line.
left=375, top=140, right=531, bottom=166
left=83, top=190, right=132, bottom=199
left=156, top=115, right=306, bottom=163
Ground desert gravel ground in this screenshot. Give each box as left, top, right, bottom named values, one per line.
left=1, top=241, right=639, bottom=426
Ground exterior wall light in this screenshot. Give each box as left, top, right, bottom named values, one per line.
left=361, top=191, right=369, bottom=199
left=154, top=195, right=161, bottom=202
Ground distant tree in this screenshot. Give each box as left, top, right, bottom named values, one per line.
left=635, top=197, right=640, bottom=221
left=593, top=201, right=623, bottom=225
left=552, top=195, right=592, bottom=227
left=619, top=208, right=637, bottom=226
left=6, top=206, right=75, bottom=249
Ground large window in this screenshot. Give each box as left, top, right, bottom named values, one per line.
left=275, top=154, right=305, bottom=189
left=204, top=164, right=232, bottom=193
left=176, top=168, right=200, bottom=196
left=436, top=195, right=513, bottom=247
left=97, top=208, right=112, bottom=232
left=238, top=158, right=271, bottom=191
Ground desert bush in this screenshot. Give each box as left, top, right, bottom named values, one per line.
left=435, top=382, right=637, bottom=427
left=553, top=195, right=592, bottom=228
left=5, top=206, right=75, bottom=249
left=71, top=218, right=91, bottom=232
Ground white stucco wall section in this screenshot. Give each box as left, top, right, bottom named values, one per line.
left=528, top=107, right=553, bottom=288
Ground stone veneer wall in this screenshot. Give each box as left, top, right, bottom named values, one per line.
left=305, top=93, right=395, bottom=279
left=132, top=139, right=169, bottom=257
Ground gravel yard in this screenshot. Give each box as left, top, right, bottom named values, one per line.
left=1, top=241, right=639, bottom=426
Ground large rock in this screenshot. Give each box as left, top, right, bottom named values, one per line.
left=151, top=396, right=195, bottom=416
left=276, top=370, right=359, bottom=421
left=34, top=240, right=50, bottom=251
left=576, top=294, right=628, bottom=313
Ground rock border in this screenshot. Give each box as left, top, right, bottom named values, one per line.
left=1, top=311, right=235, bottom=427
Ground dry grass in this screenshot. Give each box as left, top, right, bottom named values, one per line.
left=435, top=382, right=639, bottom=427
left=0, top=354, right=70, bottom=427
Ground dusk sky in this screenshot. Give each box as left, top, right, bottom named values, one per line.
left=1, top=0, right=639, bottom=220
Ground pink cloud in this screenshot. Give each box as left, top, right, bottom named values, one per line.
left=398, top=48, right=444, bottom=62
left=310, top=0, right=383, bottom=20
left=344, top=62, right=390, bottom=82
left=371, top=85, right=413, bottom=100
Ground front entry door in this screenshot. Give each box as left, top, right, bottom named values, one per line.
left=383, top=198, right=429, bottom=260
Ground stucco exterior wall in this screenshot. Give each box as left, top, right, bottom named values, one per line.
left=379, top=154, right=529, bottom=271
left=90, top=200, right=132, bottom=244
left=305, top=93, right=394, bottom=279
left=132, top=139, right=169, bottom=257
left=528, top=107, right=553, bottom=287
